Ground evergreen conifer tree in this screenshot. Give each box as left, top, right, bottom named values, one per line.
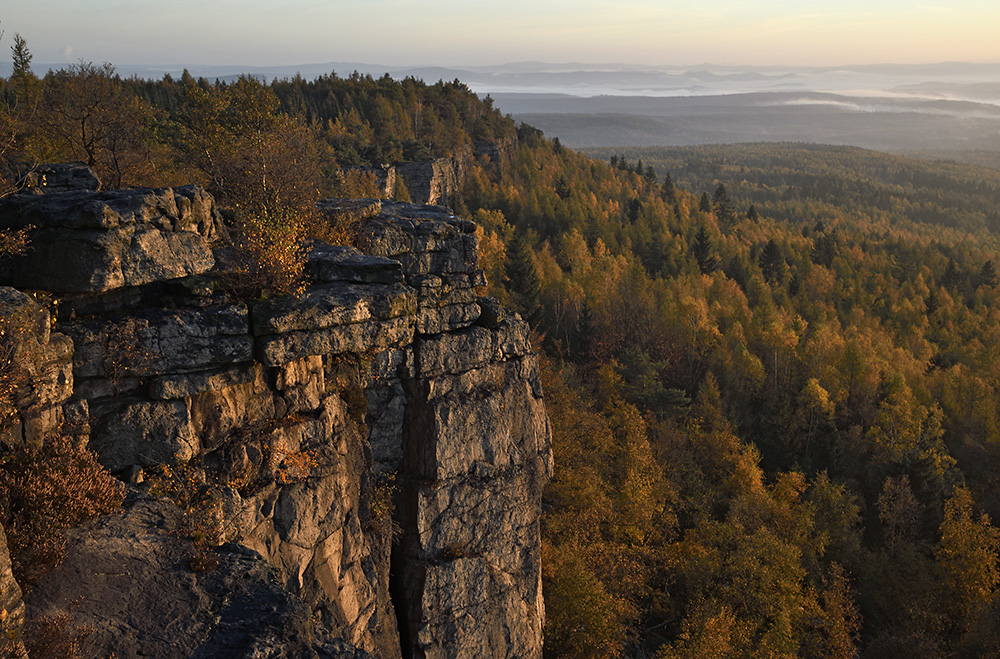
left=505, top=232, right=542, bottom=323
left=759, top=239, right=786, bottom=284
left=713, top=183, right=736, bottom=229
left=699, top=192, right=712, bottom=213
left=977, top=260, right=998, bottom=288
left=692, top=225, right=719, bottom=274
left=661, top=172, right=675, bottom=202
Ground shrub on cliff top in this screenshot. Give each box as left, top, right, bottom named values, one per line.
left=0, top=436, right=124, bottom=585
left=220, top=206, right=310, bottom=300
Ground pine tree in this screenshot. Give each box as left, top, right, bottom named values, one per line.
left=759, top=239, right=786, bottom=284
left=692, top=225, right=719, bottom=274
left=941, top=259, right=963, bottom=291
left=643, top=164, right=657, bottom=185
left=699, top=192, right=712, bottom=213
left=571, top=302, right=594, bottom=363
left=626, top=198, right=642, bottom=223
left=713, top=183, right=736, bottom=229
left=811, top=232, right=838, bottom=268
left=977, top=260, right=998, bottom=288
left=661, top=172, right=676, bottom=202
left=505, top=232, right=541, bottom=323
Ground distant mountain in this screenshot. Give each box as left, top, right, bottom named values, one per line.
left=7, top=58, right=999, bottom=154
left=498, top=91, right=1000, bottom=154
left=7, top=60, right=1000, bottom=100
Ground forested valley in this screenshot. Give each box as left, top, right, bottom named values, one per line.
left=4, top=47, right=1000, bottom=658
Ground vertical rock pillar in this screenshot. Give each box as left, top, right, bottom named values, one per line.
left=358, top=204, right=553, bottom=659
left=395, top=322, right=552, bottom=659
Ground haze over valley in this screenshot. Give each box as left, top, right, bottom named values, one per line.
left=9, top=58, right=996, bottom=158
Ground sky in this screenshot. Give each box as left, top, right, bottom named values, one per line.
left=3, top=1, right=1000, bottom=70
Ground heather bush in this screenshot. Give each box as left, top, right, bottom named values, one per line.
left=0, top=437, right=124, bottom=585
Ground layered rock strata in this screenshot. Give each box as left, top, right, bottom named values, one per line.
left=0, top=183, right=550, bottom=658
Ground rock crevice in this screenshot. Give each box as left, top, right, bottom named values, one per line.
left=0, top=179, right=550, bottom=659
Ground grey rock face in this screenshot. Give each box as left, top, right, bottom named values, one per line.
left=0, top=287, right=76, bottom=450
left=307, top=242, right=404, bottom=285
left=395, top=151, right=471, bottom=206
left=4, top=189, right=550, bottom=659
left=394, top=352, right=551, bottom=659
left=0, top=178, right=223, bottom=293
left=20, top=162, right=101, bottom=193
left=25, top=497, right=322, bottom=659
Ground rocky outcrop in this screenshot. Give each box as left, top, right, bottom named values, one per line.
left=341, top=137, right=516, bottom=207
left=0, top=287, right=76, bottom=450
left=19, top=162, right=102, bottom=194
left=26, top=497, right=320, bottom=659
left=396, top=158, right=468, bottom=207
left=0, top=184, right=224, bottom=293
left=0, top=180, right=550, bottom=658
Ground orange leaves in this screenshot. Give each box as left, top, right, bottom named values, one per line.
left=935, top=485, right=1000, bottom=628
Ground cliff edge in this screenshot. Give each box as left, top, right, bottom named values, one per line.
left=0, top=166, right=552, bottom=658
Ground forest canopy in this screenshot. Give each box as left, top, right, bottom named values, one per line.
left=4, top=35, right=1000, bottom=658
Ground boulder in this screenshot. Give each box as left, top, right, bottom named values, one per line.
left=19, top=162, right=101, bottom=193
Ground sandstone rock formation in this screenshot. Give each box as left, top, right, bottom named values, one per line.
left=26, top=496, right=319, bottom=658
left=341, top=136, right=517, bottom=207
left=0, top=183, right=224, bottom=293
left=0, top=523, right=26, bottom=656
left=0, top=178, right=550, bottom=658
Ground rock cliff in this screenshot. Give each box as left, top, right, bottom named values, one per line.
left=0, top=167, right=551, bottom=658
left=342, top=136, right=517, bottom=206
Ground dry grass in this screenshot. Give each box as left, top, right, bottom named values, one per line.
left=2, top=611, right=118, bottom=659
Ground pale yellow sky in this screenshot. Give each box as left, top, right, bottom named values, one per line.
left=3, top=1, right=999, bottom=67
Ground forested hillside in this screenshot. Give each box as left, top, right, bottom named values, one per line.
left=585, top=142, right=1000, bottom=237
left=4, top=46, right=1000, bottom=658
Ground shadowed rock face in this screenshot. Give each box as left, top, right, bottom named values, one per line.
left=0, top=176, right=550, bottom=659
left=26, top=497, right=320, bottom=659
left=0, top=184, right=224, bottom=293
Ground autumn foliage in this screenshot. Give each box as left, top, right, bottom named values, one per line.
left=5, top=30, right=1000, bottom=656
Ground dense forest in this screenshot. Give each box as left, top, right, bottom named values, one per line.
left=5, top=36, right=1000, bottom=658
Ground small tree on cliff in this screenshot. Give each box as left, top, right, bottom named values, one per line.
left=0, top=29, right=38, bottom=198
left=32, top=61, right=159, bottom=188
left=175, top=76, right=327, bottom=299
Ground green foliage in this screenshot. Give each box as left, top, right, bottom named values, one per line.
left=504, top=232, right=542, bottom=321
left=692, top=225, right=718, bottom=275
